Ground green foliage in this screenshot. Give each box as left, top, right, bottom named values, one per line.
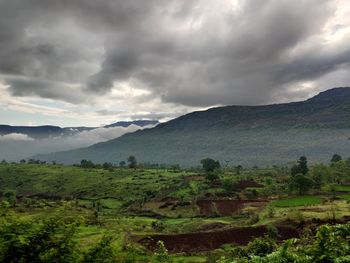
left=82, top=235, right=116, bottom=263
left=267, top=206, right=275, bottom=218
left=0, top=205, right=82, bottom=263
left=307, top=224, right=350, bottom=263
left=1, top=162, right=350, bottom=262
left=3, top=190, right=16, bottom=206
left=206, top=171, right=220, bottom=183
left=234, top=165, right=243, bottom=175
left=102, top=162, right=113, bottom=170
left=247, top=237, right=277, bottom=257
left=248, top=239, right=310, bottom=263
left=310, top=164, right=330, bottom=188
left=289, top=173, right=313, bottom=195
left=222, top=179, right=235, bottom=194
left=153, top=241, right=170, bottom=263
left=271, top=196, right=322, bottom=207
left=331, top=154, right=342, bottom=164
left=127, top=155, right=137, bottom=169
left=266, top=225, right=278, bottom=240
left=219, top=224, right=350, bottom=262
left=151, top=221, right=165, bottom=232
left=201, top=158, right=220, bottom=173
left=291, top=156, right=308, bottom=176
left=80, top=159, right=95, bottom=169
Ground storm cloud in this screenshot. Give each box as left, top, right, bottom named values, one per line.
left=1, top=0, right=350, bottom=123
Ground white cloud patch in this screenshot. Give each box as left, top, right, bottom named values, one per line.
left=0, top=133, right=34, bottom=141
left=55, top=124, right=154, bottom=145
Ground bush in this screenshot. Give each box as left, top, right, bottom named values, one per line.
left=82, top=235, right=116, bottom=263
left=152, top=241, right=170, bottom=263
left=0, top=206, right=82, bottom=263
left=247, top=237, right=277, bottom=257
left=266, top=225, right=279, bottom=240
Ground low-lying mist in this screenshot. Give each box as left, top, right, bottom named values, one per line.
left=0, top=124, right=154, bottom=162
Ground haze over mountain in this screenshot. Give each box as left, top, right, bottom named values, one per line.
left=0, top=120, right=159, bottom=139
left=0, top=120, right=158, bottom=161
left=35, top=87, right=350, bottom=167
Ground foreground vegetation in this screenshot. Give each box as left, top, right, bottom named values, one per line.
left=1, top=154, right=350, bottom=262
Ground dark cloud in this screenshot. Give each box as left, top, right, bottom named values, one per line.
left=4, top=77, right=84, bottom=103
left=0, top=0, right=350, bottom=112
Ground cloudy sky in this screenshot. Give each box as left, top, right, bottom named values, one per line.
left=1, top=0, right=350, bottom=127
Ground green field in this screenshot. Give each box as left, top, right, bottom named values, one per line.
left=335, top=185, right=350, bottom=192
left=1, top=160, right=350, bottom=262
left=270, top=196, right=323, bottom=207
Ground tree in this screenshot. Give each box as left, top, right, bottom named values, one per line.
left=127, top=155, right=137, bottom=168
left=331, top=154, right=342, bottom=164
left=102, top=162, right=113, bottom=170
left=206, top=172, right=219, bottom=183
left=80, top=159, right=95, bottom=168
left=291, top=156, right=308, bottom=176
left=289, top=173, right=313, bottom=195
left=200, top=158, right=220, bottom=173
left=310, top=164, right=329, bottom=188
left=247, top=237, right=277, bottom=257
left=234, top=165, right=243, bottom=175
left=298, top=156, right=308, bottom=175
left=222, top=178, right=235, bottom=193
left=291, top=165, right=302, bottom=176
left=119, top=161, right=126, bottom=168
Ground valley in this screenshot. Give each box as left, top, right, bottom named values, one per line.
left=1, top=156, right=350, bottom=262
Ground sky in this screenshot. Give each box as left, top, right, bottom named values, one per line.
left=0, top=0, right=350, bottom=127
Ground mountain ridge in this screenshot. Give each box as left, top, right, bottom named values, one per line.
left=0, top=120, right=159, bottom=139
left=35, top=87, right=350, bottom=166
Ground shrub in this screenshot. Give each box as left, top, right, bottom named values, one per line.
left=247, top=237, right=277, bottom=257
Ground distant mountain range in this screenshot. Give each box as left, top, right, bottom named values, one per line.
left=0, top=120, right=159, bottom=139
left=35, top=87, right=350, bottom=166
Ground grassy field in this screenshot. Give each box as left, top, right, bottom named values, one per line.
left=270, top=196, right=323, bottom=207
left=1, top=162, right=350, bottom=262
left=335, top=185, right=350, bottom=192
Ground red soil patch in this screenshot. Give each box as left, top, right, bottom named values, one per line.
left=185, top=176, right=205, bottom=182
left=196, top=199, right=267, bottom=216
left=196, top=222, right=227, bottom=232
left=136, top=225, right=298, bottom=252
left=234, top=180, right=263, bottom=190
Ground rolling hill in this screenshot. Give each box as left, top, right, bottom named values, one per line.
left=35, top=87, right=350, bottom=166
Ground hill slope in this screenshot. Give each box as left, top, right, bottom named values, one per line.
left=35, top=87, right=350, bottom=166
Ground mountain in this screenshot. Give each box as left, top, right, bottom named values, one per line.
left=0, top=120, right=159, bottom=139
left=104, top=120, right=159, bottom=128
left=35, top=87, right=350, bottom=166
